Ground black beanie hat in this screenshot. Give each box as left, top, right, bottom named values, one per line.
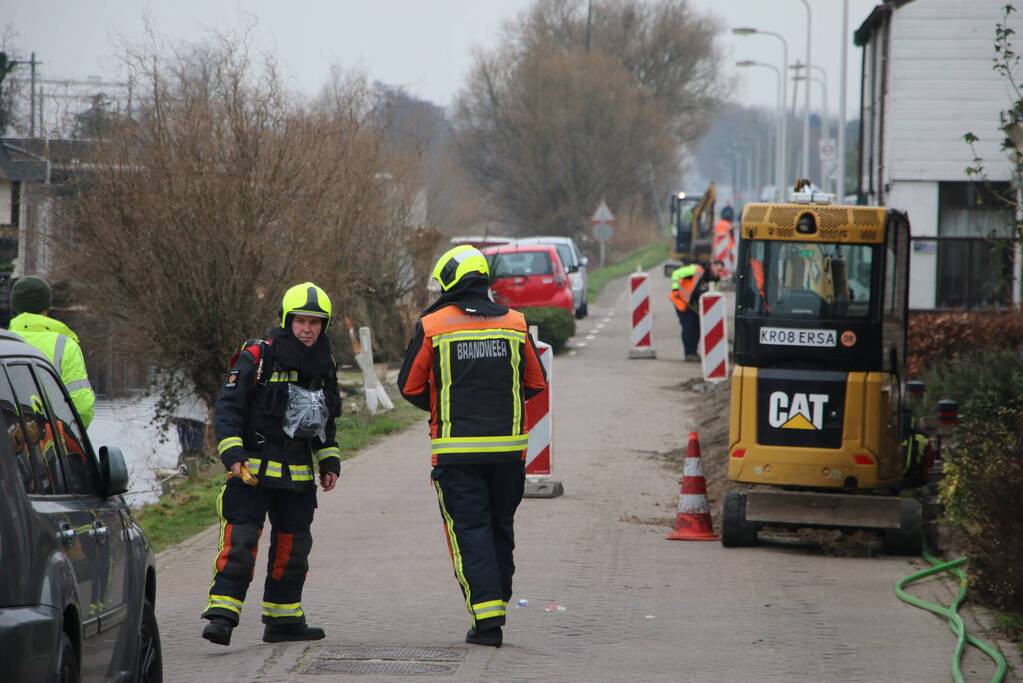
left=11, top=276, right=53, bottom=315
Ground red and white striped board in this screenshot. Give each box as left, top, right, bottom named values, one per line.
left=523, top=336, right=563, bottom=498
left=524, top=340, right=553, bottom=476
left=712, top=233, right=735, bottom=278
left=628, top=271, right=656, bottom=359
left=699, top=292, right=729, bottom=382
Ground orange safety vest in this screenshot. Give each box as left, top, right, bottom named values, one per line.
left=670, top=264, right=704, bottom=313
left=749, top=258, right=768, bottom=312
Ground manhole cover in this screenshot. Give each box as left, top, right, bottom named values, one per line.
left=317, top=646, right=467, bottom=662
left=304, top=660, right=458, bottom=675
left=301, top=646, right=467, bottom=676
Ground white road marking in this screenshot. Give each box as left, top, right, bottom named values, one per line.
left=569, top=350, right=578, bottom=356
left=574, top=342, right=587, bottom=348
left=585, top=334, right=596, bottom=340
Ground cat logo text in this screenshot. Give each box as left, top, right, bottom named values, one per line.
left=768, top=392, right=829, bottom=431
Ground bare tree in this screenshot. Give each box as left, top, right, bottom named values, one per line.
left=452, top=0, right=726, bottom=244
left=517, top=0, right=728, bottom=145
left=0, top=26, right=26, bottom=135
left=58, top=36, right=428, bottom=429
left=454, top=44, right=676, bottom=240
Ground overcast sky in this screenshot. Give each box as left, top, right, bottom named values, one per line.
left=7, top=0, right=879, bottom=120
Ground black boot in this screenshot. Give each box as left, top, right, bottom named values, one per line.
left=465, top=626, right=502, bottom=647
left=263, top=621, right=326, bottom=643
left=202, top=616, right=235, bottom=646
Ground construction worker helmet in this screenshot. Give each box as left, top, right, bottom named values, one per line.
left=280, top=282, right=332, bottom=329
left=431, top=245, right=490, bottom=292
left=721, top=206, right=735, bottom=222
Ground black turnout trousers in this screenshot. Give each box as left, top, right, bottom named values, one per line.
left=431, top=462, right=526, bottom=631
left=203, top=478, right=316, bottom=625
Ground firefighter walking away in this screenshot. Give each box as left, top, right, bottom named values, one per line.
left=202, top=282, right=342, bottom=646
left=398, top=245, right=548, bottom=647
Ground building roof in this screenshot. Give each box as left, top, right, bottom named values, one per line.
left=855, top=0, right=917, bottom=46
left=0, top=141, right=49, bottom=183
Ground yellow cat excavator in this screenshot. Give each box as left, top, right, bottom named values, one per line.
left=720, top=188, right=942, bottom=554
left=664, top=183, right=716, bottom=276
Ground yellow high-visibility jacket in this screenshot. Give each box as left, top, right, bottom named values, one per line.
left=9, top=312, right=96, bottom=428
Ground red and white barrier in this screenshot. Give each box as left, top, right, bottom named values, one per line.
left=524, top=333, right=563, bottom=498
left=712, top=233, right=735, bottom=278
left=699, top=292, right=729, bottom=382
left=628, top=271, right=656, bottom=359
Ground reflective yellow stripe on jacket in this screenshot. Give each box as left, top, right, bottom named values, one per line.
left=430, top=434, right=529, bottom=456
left=244, top=457, right=313, bottom=481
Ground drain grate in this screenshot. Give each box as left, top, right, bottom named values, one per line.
left=301, top=646, right=468, bottom=676
left=304, top=660, right=459, bottom=676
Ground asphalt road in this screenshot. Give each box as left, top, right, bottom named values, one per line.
left=154, top=269, right=1018, bottom=682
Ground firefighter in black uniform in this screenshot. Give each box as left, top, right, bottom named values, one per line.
left=202, top=282, right=342, bottom=646
left=398, top=245, right=548, bottom=647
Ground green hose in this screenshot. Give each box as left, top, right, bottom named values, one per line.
left=894, top=548, right=1008, bottom=683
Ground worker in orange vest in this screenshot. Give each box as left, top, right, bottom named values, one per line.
left=712, top=206, right=736, bottom=277
left=670, top=260, right=724, bottom=361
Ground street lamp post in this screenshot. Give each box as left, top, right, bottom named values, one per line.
left=736, top=59, right=784, bottom=201
left=797, top=0, right=812, bottom=181
left=838, top=0, right=850, bottom=201
left=733, top=28, right=789, bottom=197
left=795, top=74, right=829, bottom=192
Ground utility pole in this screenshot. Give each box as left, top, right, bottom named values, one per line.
left=586, top=0, right=593, bottom=53
left=29, top=53, right=37, bottom=137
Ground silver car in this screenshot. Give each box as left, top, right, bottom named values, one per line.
left=515, top=236, right=589, bottom=318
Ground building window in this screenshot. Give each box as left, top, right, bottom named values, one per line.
left=933, top=182, right=1015, bottom=309
left=10, top=181, right=20, bottom=228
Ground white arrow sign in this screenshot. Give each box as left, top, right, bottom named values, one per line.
left=590, top=199, right=615, bottom=225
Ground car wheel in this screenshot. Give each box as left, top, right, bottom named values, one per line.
left=57, top=632, right=79, bottom=683
left=136, top=598, right=163, bottom=683
left=575, top=301, right=588, bottom=319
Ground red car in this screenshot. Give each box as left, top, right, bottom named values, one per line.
left=483, top=244, right=575, bottom=315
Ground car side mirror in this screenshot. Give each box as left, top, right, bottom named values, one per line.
left=566, top=264, right=580, bottom=274
left=100, top=446, right=129, bottom=497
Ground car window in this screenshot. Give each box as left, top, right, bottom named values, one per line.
left=492, top=251, right=553, bottom=277
left=554, top=244, right=575, bottom=268
left=35, top=366, right=101, bottom=496
left=0, top=369, right=36, bottom=494
left=6, top=364, right=64, bottom=495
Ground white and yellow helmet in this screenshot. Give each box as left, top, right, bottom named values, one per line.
left=280, top=282, right=332, bottom=329
left=431, top=245, right=490, bottom=292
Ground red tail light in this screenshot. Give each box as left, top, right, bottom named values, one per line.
left=731, top=449, right=745, bottom=459
left=853, top=453, right=874, bottom=465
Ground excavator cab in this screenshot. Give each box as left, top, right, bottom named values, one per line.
left=722, top=196, right=924, bottom=554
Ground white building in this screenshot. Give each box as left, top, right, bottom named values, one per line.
left=856, top=0, right=1021, bottom=310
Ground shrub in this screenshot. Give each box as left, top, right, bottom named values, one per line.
left=908, top=310, right=1023, bottom=378
left=921, top=349, right=1023, bottom=423
left=522, top=306, right=576, bottom=353
left=939, top=403, right=1023, bottom=613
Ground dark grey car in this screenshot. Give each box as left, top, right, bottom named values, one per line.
left=0, top=331, right=161, bottom=682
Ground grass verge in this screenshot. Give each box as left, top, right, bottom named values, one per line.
left=135, top=388, right=421, bottom=553
left=992, top=611, right=1023, bottom=656
left=586, top=243, right=667, bottom=300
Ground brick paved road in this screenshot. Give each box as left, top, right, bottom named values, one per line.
left=156, top=272, right=1018, bottom=682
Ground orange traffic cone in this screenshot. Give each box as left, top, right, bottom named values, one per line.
left=666, top=431, right=719, bottom=541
